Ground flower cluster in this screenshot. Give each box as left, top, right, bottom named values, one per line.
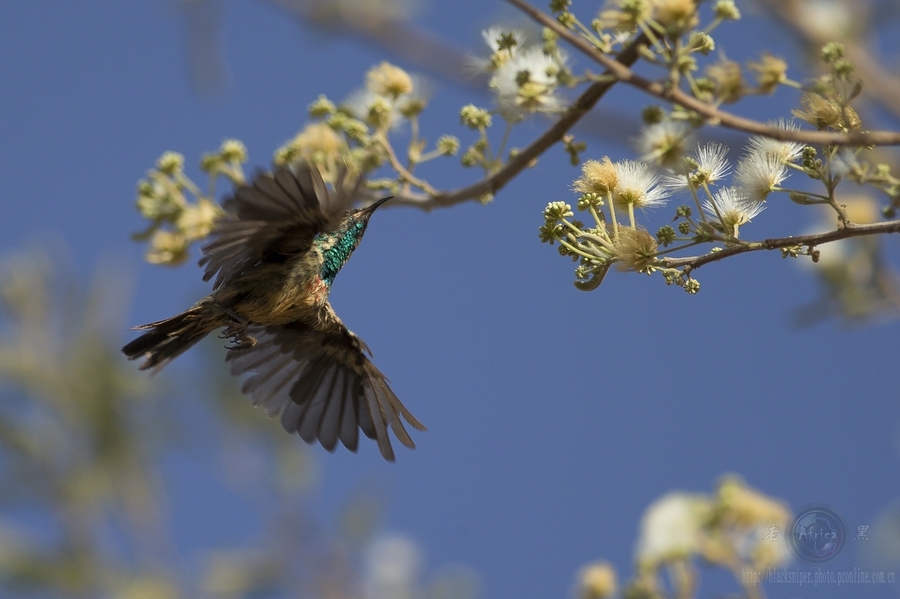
left=454, top=28, right=575, bottom=180
left=274, top=62, right=458, bottom=196
left=541, top=115, right=824, bottom=293
left=563, top=18, right=892, bottom=301
left=540, top=156, right=669, bottom=291
left=472, top=27, right=571, bottom=120
left=521, top=0, right=891, bottom=295
left=490, top=45, right=570, bottom=119
left=575, top=477, right=791, bottom=599
left=134, top=146, right=238, bottom=265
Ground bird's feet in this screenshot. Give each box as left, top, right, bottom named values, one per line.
left=220, top=318, right=256, bottom=351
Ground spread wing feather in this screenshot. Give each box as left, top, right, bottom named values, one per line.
left=227, top=311, right=426, bottom=461
left=200, top=164, right=329, bottom=289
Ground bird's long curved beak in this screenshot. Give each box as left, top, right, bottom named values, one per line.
left=361, top=195, right=393, bottom=216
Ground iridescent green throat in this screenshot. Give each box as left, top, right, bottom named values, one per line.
left=316, top=219, right=367, bottom=286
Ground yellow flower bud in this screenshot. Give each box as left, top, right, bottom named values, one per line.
left=366, top=62, right=413, bottom=98
left=573, top=158, right=618, bottom=195
left=577, top=562, right=617, bottom=599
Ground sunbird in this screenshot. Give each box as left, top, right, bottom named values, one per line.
left=122, top=163, right=425, bottom=461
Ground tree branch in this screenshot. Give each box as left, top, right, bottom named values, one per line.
left=659, top=220, right=900, bottom=272
left=505, top=0, right=900, bottom=147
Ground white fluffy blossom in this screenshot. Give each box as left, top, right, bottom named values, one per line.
left=490, top=45, right=568, bottom=118
left=638, top=120, right=695, bottom=167
left=703, top=187, right=765, bottom=235
left=636, top=493, right=709, bottom=568
left=342, top=74, right=431, bottom=130
left=364, top=535, right=420, bottom=599
left=466, top=27, right=527, bottom=75
left=613, top=160, right=668, bottom=210
left=746, top=118, right=805, bottom=164
left=735, top=151, right=788, bottom=202
left=661, top=141, right=731, bottom=192
left=482, top=26, right=525, bottom=54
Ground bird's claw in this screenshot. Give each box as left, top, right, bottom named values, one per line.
left=220, top=322, right=257, bottom=351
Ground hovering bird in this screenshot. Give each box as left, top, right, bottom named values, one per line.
left=122, top=163, right=425, bottom=461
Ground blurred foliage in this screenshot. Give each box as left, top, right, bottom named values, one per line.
left=793, top=196, right=900, bottom=325
left=0, top=248, right=173, bottom=596
left=0, top=247, right=479, bottom=598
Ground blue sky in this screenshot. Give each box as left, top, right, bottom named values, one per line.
left=2, top=1, right=899, bottom=598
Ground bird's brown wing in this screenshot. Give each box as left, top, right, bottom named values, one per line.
left=200, top=164, right=330, bottom=290
left=225, top=308, right=426, bottom=461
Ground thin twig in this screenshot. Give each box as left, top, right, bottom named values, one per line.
left=376, top=132, right=439, bottom=196
left=659, top=220, right=900, bottom=272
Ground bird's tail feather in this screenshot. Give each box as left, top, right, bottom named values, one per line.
left=122, top=304, right=222, bottom=371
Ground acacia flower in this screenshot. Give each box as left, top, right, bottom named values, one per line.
left=146, top=230, right=188, bottom=265
left=706, top=58, right=744, bottom=104
left=717, top=477, right=790, bottom=530
left=156, top=151, right=184, bottom=175
left=793, top=91, right=861, bottom=130
left=713, top=0, right=741, bottom=20
left=702, top=187, right=764, bottom=236
left=661, top=142, right=730, bottom=193
left=344, top=72, right=430, bottom=131
left=748, top=53, right=788, bottom=93
left=136, top=176, right=182, bottom=221
left=613, top=227, right=658, bottom=272
left=745, top=119, right=804, bottom=164
left=636, top=492, right=710, bottom=568
left=459, top=104, right=492, bottom=129
left=734, top=151, right=787, bottom=202
left=543, top=201, right=574, bottom=222
left=292, top=122, right=343, bottom=157
left=715, top=477, right=791, bottom=570
left=612, top=160, right=668, bottom=210
left=177, top=198, right=221, bottom=242
left=539, top=201, right=572, bottom=245
left=466, top=27, right=527, bottom=75
left=573, top=157, right=618, bottom=195
left=653, top=0, right=699, bottom=34
left=597, top=0, right=653, bottom=32
left=482, top=26, right=525, bottom=53
left=366, top=62, right=413, bottom=98
left=638, top=120, right=695, bottom=167
left=577, top=562, right=617, bottom=599
left=490, top=45, right=568, bottom=118
left=220, top=139, right=247, bottom=163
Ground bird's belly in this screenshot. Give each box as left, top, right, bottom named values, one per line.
left=232, top=275, right=330, bottom=326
